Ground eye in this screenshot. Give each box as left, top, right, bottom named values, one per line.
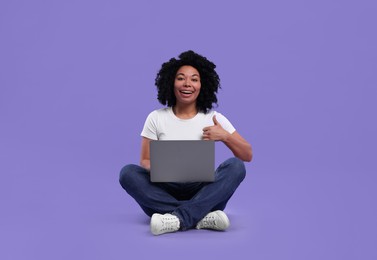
left=176, top=76, right=184, bottom=81
left=192, top=78, right=199, bottom=82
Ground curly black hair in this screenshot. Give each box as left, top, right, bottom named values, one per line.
left=155, top=50, right=220, bottom=114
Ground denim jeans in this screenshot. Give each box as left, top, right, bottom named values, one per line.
left=119, top=157, right=246, bottom=230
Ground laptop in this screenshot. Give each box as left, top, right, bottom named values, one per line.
left=150, top=140, right=215, bottom=182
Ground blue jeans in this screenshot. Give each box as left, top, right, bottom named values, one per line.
left=119, top=157, right=246, bottom=230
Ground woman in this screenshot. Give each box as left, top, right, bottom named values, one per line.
left=119, top=50, right=252, bottom=235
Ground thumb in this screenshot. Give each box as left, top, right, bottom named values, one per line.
left=213, top=115, right=219, bottom=125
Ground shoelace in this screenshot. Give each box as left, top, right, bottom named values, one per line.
left=201, top=216, right=217, bottom=228
left=160, top=218, right=179, bottom=231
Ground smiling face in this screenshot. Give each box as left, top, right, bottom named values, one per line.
left=173, top=65, right=201, bottom=106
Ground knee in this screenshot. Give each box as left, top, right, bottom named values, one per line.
left=119, top=164, right=140, bottom=189
left=222, top=157, right=246, bottom=182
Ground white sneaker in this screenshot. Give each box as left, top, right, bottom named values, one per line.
left=196, top=210, right=230, bottom=231
left=150, top=213, right=180, bottom=235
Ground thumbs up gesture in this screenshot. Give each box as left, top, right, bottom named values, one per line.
left=202, top=115, right=230, bottom=141
left=212, top=114, right=220, bottom=126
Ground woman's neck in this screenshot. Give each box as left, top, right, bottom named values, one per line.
left=172, top=104, right=198, bottom=119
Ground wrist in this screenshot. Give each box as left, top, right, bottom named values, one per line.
left=222, top=132, right=231, bottom=143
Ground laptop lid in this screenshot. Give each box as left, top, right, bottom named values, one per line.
left=150, top=140, right=215, bottom=182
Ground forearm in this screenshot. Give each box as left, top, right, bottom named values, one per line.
left=222, top=133, right=252, bottom=162
left=140, top=159, right=151, bottom=171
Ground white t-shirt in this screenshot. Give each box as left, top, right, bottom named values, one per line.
left=141, top=107, right=236, bottom=140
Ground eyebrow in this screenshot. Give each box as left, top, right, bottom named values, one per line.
left=176, top=73, right=200, bottom=77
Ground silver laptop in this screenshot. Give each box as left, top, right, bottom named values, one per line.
left=150, top=140, right=215, bottom=182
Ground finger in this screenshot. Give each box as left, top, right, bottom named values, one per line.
left=203, top=131, right=211, bottom=139
left=213, top=115, right=219, bottom=125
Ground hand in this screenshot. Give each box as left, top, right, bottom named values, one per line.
left=202, top=115, right=230, bottom=141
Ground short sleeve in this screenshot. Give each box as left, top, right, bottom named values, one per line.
left=140, top=111, right=159, bottom=140
left=214, top=112, right=236, bottom=134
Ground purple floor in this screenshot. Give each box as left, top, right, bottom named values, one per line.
left=1, top=154, right=376, bottom=259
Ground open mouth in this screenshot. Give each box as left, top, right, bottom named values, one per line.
left=179, top=90, right=194, bottom=94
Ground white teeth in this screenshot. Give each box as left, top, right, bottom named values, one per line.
left=181, top=91, right=193, bottom=94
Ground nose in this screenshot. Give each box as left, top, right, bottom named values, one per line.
left=184, top=79, right=191, bottom=87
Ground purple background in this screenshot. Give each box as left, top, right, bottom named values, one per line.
left=1, top=0, right=376, bottom=259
